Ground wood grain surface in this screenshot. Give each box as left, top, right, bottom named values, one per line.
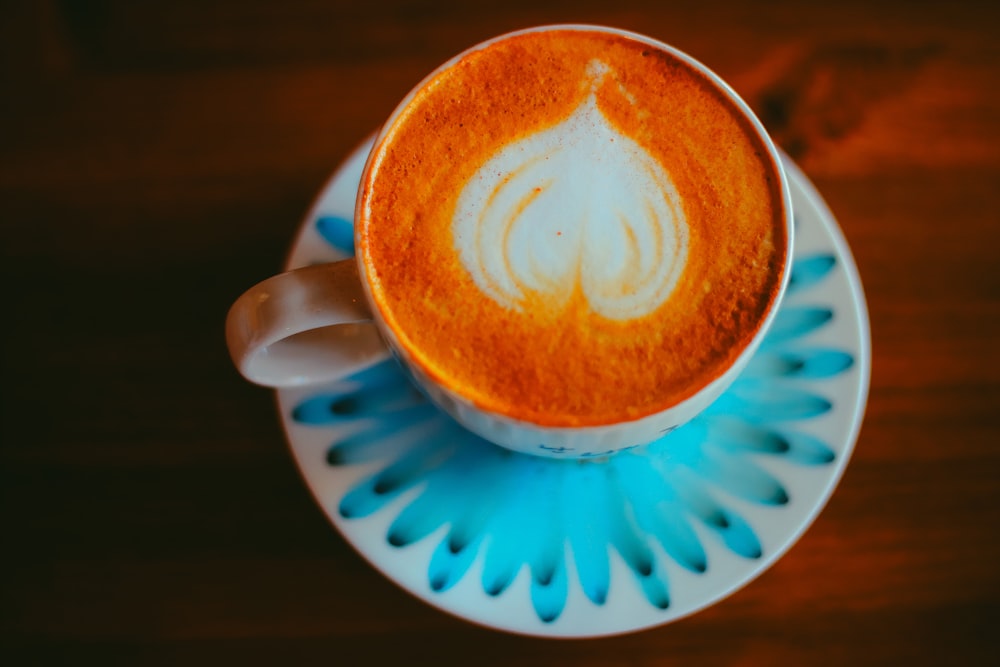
left=2, top=1, right=998, bottom=664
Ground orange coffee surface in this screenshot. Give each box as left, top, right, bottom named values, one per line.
left=358, top=29, right=787, bottom=427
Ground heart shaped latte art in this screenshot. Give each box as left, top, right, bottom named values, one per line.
left=452, top=61, right=689, bottom=321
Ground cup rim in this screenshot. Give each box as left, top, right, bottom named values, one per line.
left=354, top=24, right=795, bottom=435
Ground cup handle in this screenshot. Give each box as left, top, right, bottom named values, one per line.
left=225, top=259, right=389, bottom=387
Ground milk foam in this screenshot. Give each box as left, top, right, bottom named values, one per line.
left=452, top=60, right=689, bottom=321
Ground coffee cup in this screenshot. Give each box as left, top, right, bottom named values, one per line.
left=226, top=24, right=794, bottom=458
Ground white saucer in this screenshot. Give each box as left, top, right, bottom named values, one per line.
left=276, top=138, right=871, bottom=637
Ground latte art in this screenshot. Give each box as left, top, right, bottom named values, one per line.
left=452, top=61, right=689, bottom=320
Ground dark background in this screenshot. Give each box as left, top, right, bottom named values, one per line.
left=2, top=1, right=998, bottom=664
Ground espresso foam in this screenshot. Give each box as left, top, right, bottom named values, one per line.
left=359, top=29, right=787, bottom=427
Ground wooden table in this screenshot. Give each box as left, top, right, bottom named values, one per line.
left=3, top=1, right=997, bottom=664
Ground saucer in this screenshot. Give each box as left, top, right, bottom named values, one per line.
left=276, top=138, right=871, bottom=637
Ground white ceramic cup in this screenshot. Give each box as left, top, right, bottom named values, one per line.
left=226, top=25, right=794, bottom=459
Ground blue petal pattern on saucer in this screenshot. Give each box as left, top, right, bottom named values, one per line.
left=315, top=215, right=355, bottom=255
left=290, top=237, right=852, bottom=624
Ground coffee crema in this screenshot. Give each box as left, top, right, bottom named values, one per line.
left=358, top=29, right=787, bottom=427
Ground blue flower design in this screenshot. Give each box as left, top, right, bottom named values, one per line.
left=316, top=215, right=355, bottom=255
left=291, top=233, right=853, bottom=624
